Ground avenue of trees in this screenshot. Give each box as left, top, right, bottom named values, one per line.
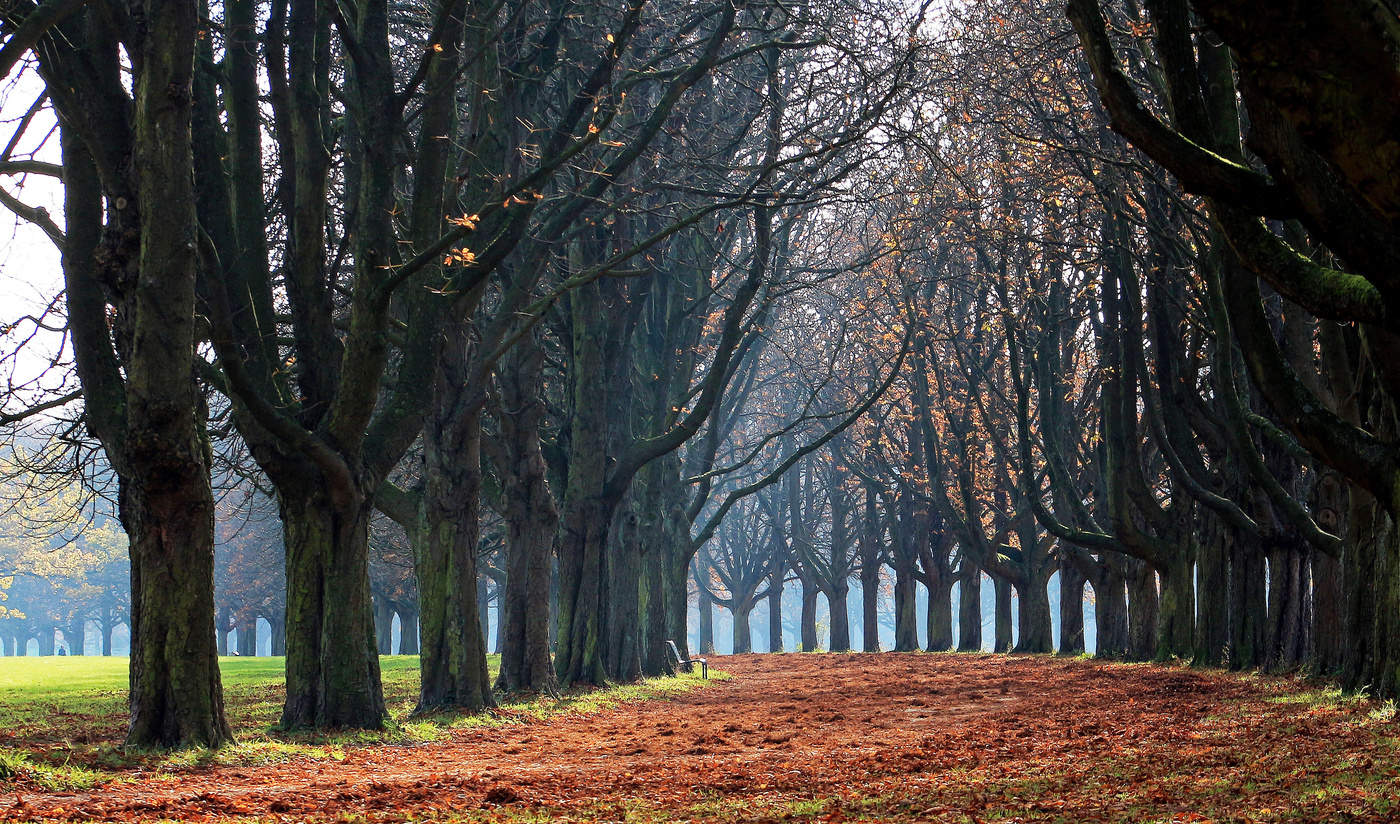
left=1, top=0, right=1398, bottom=749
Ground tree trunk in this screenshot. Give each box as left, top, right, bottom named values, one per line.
left=1126, top=562, right=1159, bottom=662
left=1339, top=489, right=1400, bottom=699
left=1092, top=566, right=1129, bottom=659
left=268, top=614, right=286, bottom=657
left=1194, top=515, right=1231, bottom=667
left=1230, top=543, right=1267, bottom=670
left=496, top=475, right=559, bottom=688
left=101, top=607, right=114, bottom=656
left=957, top=567, right=982, bottom=651
left=555, top=281, right=632, bottom=686
left=398, top=611, right=418, bottom=656
left=640, top=518, right=673, bottom=676
left=925, top=578, right=953, bottom=652
left=697, top=555, right=715, bottom=655
left=993, top=578, right=1013, bottom=652
left=767, top=561, right=784, bottom=653
left=97, top=0, right=233, bottom=746
left=1057, top=561, right=1086, bottom=656
left=1311, top=549, right=1343, bottom=676
left=1156, top=549, right=1195, bottom=661
left=66, top=621, right=85, bottom=656
left=477, top=575, right=491, bottom=658
left=236, top=617, right=257, bottom=657
left=1265, top=545, right=1310, bottom=672
left=861, top=564, right=881, bottom=652
left=374, top=601, right=394, bottom=656
left=800, top=579, right=819, bottom=652
left=494, top=338, right=559, bottom=692
left=279, top=483, right=385, bottom=729
left=732, top=603, right=753, bottom=654
left=556, top=491, right=618, bottom=685
left=604, top=506, right=643, bottom=682
left=1014, top=576, right=1053, bottom=653
left=662, top=545, right=692, bottom=662
left=414, top=392, right=494, bottom=713
left=893, top=561, right=918, bottom=651
left=827, top=583, right=851, bottom=652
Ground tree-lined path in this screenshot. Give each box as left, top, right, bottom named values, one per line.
left=3, top=655, right=1395, bottom=822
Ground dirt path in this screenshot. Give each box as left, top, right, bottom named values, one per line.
left=3, top=654, right=1392, bottom=822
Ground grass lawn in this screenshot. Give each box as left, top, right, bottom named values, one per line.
left=0, top=654, right=428, bottom=745
left=0, top=654, right=716, bottom=790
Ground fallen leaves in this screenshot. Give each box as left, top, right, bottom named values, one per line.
left=2, top=654, right=1398, bottom=822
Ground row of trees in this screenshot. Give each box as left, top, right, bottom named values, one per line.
left=2, top=0, right=1397, bottom=750
left=692, top=0, right=1400, bottom=691
left=1, top=0, right=926, bottom=747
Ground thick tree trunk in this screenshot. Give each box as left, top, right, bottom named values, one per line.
left=893, top=562, right=918, bottom=651
left=1340, top=490, right=1400, bottom=697
left=373, top=601, right=394, bottom=656
left=1265, top=545, right=1310, bottom=672
left=476, top=575, right=491, bottom=657
left=398, top=611, right=417, bottom=656
left=123, top=465, right=231, bottom=746
left=83, top=0, right=234, bottom=747
left=861, top=564, right=881, bottom=652
left=494, top=344, right=560, bottom=692
left=556, top=492, right=617, bottom=685
left=1093, top=566, right=1130, bottom=659
left=1126, top=562, right=1158, bottom=662
left=957, top=567, right=982, bottom=651
left=827, top=583, right=851, bottom=652
left=279, top=483, right=385, bottom=729
left=414, top=395, right=493, bottom=713
left=800, top=579, right=819, bottom=652
left=604, top=506, right=643, bottom=682
left=1156, top=549, right=1195, bottom=661
left=992, top=578, right=1013, bottom=653
left=925, top=577, right=953, bottom=652
left=1194, top=516, right=1231, bottom=667
left=663, top=547, right=692, bottom=661
left=1311, top=550, right=1343, bottom=676
left=1014, top=577, right=1053, bottom=653
left=555, top=282, right=632, bottom=686
left=101, top=608, right=114, bottom=656
left=767, top=561, right=784, bottom=653
left=1309, top=468, right=1347, bottom=677
left=268, top=614, right=286, bottom=657
left=641, top=539, right=671, bottom=674
left=66, top=621, right=85, bottom=656
left=236, top=617, right=257, bottom=657
left=1229, top=543, right=1268, bottom=671
left=1057, top=561, right=1086, bottom=656
left=633, top=456, right=687, bottom=676
left=697, top=556, right=715, bottom=655
left=732, top=603, right=753, bottom=654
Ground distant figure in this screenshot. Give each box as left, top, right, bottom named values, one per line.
left=58, top=647, right=67, bottom=656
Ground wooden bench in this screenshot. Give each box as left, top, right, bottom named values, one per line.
left=665, top=640, right=708, bottom=679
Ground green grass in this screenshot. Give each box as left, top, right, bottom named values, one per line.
left=0, top=654, right=718, bottom=790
